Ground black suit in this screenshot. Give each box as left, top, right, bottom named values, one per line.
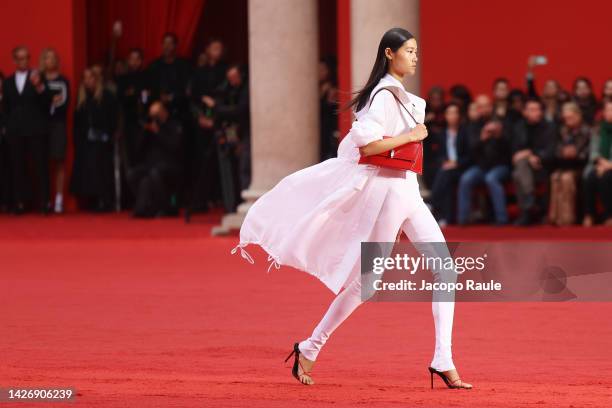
left=3, top=71, right=51, bottom=211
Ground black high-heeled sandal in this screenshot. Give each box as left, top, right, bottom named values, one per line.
left=284, top=342, right=314, bottom=385
left=428, top=366, right=473, bottom=389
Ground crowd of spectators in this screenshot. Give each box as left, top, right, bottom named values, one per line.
left=1, top=33, right=609, bottom=227
left=0, top=26, right=340, bottom=219
left=422, top=59, right=612, bottom=226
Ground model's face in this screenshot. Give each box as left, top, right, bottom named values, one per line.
left=523, top=101, right=543, bottom=123
left=387, top=38, right=418, bottom=76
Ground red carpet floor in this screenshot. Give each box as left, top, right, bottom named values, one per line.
left=1, top=212, right=611, bottom=407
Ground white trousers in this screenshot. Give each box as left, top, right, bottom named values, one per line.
left=299, top=174, right=456, bottom=371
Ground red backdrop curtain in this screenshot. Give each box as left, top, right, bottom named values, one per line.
left=86, top=0, right=206, bottom=65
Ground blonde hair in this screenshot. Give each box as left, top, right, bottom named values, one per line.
left=561, top=101, right=582, bottom=117
left=39, top=48, right=59, bottom=73
left=77, top=67, right=103, bottom=108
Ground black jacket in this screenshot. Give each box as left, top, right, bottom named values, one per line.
left=428, top=126, right=472, bottom=171
left=3, top=71, right=51, bottom=136
left=511, top=119, right=556, bottom=168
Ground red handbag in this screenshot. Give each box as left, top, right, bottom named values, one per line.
left=359, top=136, right=423, bottom=174
left=357, top=87, right=424, bottom=174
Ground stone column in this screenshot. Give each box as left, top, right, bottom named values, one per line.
left=350, top=0, right=420, bottom=94
left=212, top=0, right=320, bottom=235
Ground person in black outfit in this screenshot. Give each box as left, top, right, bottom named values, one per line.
left=40, top=48, right=70, bottom=213
left=117, top=48, right=148, bottom=168
left=511, top=98, right=556, bottom=225
left=582, top=100, right=612, bottom=226
left=457, top=118, right=511, bottom=225
left=319, top=56, right=338, bottom=161
left=3, top=46, right=52, bottom=214
left=127, top=101, right=182, bottom=217
left=146, top=33, right=192, bottom=205
left=189, top=39, right=228, bottom=211
left=202, top=64, right=250, bottom=213
left=0, top=71, right=9, bottom=211
left=70, top=68, right=118, bottom=211
left=428, top=103, right=471, bottom=225
left=146, top=32, right=192, bottom=118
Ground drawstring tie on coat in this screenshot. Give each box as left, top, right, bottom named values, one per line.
left=230, top=244, right=254, bottom=264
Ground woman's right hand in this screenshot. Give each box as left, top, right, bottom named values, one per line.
left=408, top=124, right=428, bottom=142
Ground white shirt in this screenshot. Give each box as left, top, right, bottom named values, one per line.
left=15, top=70, right=28, bottom=94
left=446, top=129, right=458, bottom=162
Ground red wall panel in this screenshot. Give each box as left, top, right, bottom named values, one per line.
left=420, top=0, right=612, bottom=97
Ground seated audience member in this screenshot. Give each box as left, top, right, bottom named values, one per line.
left=127, top=101, right=182, bottom=217
left=457, top=119, right=511, bottom=225
left=525, top=59, right=563, bottom=125
left=602, top=79, right=612, bottom=106
left=492, top=78, right=510, bottom=119
left=582, top=100, right=612, bottom=226
left=465, top=94, right=493, bottom=149
left=548, top=102, right=592, bottom=226
left=424, top=86, right=446, bottom=136
left=511, top=98, right=556, bottom=225
left=572, top=77, right=598, bottom=126
left=428, top=103, right=470, bottom=226
left=70, top=67, right=117, bottom=211
left=448, top=84, right=472, bottom=117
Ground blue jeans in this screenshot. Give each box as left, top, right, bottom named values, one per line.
left=457, top=165, right=510, bottom=224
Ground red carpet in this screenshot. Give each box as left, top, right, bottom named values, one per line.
left=1, top=213, right=611, bottom=407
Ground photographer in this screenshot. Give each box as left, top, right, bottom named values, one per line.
left=189, top=39, right=228, bottom=211
left=201, top=64, right=250, bottom=213
left=127, top=101, right=182, bottom=217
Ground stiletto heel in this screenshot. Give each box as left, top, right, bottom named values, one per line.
left=428, top=366, right=473, bottom=389
left=285, top=342, right=314, bottom=385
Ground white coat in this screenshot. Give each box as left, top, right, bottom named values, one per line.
left=232, top=73, right=442, bottom=295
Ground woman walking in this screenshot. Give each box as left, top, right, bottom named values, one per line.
left=231, top=28, right=472, bottom=389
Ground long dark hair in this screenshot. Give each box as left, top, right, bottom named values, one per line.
left=346, top=28, right=414, bottom=113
